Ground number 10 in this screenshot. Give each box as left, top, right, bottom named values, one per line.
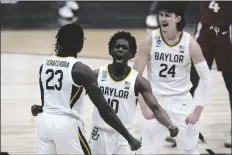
left=107, top=98, right=119, bottom=113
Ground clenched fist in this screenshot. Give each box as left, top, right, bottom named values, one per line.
left=168, top=125, right=179, bottom=137
left=31, top=105, right=43, bottom=116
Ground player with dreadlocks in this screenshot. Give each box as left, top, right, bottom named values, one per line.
left=30, top=24, right=141, bottom=154
left=88, top=31, right=178, bottom=154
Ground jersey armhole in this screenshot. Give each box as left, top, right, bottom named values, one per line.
left=133, top=71, right=140, bottom=97
left=71, top=76, right=83, bottom=88
left=69, top=63, right=83, bottom=88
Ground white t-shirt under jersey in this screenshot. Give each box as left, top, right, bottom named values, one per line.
left=40, top=55, right=85, bottom=121
left=147, top=29, right=192, bottom=96
left=92, top=64, right=138, bottom=130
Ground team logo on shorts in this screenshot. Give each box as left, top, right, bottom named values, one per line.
left=101, top=71, right=107, bottom=81
left=91, top=127, right=99, bottom=140
left=124, top=81, right=131, bottom=90
left=155, top=36, right=162, bottom=47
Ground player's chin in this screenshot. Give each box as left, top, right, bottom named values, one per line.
left=115, top=59, right=124, bottom=64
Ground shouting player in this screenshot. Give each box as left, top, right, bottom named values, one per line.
left=89, top=31, right=178, bottom=154
left=133, top=2, right=212, bottom=154
left=31, top=24, right=141, bottom=154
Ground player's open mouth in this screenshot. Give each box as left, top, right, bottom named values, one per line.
left=161, top=23, right=168, bottom=27
left=116, top=55, right=124, bottom=63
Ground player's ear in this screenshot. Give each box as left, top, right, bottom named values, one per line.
left=176, top=15, right=181, bottom=23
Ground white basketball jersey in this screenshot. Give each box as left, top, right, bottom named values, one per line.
left=92, top=65, right=138, bottom=129
left=147, top=29, right=192, bottom=95
left=40, top=55, right=85, bottom=121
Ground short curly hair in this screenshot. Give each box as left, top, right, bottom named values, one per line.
left=55, top=23, right=84, bottom=56
left=108, top=31, right=137, bottom=59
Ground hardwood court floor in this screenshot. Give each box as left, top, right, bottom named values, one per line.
left=1, top=53, right=231, bottom=154
left=1, top=29, right=231, bottom=154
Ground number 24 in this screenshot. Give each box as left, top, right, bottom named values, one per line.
left=159, top=63, right=176, bottom=78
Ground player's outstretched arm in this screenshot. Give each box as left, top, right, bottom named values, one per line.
left=133, top=34, right=152, bottom=74
left=135, top=75, right=178, bottom=137
left=187, top=37, right=212, bottom=124
left=72, top=62, right=141, bottom=150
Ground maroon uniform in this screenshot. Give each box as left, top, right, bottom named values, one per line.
left=200, top=1, right=232, bottom=26
left=194, top=1, right=232, bottom=71
left=190, top=2, right=232, bottom=149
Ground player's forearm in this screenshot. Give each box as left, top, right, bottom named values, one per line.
left=150, top=104, right=173, bottom=129
left=145, top=97, right=173, bottom=129
left=86, top=83, right=133, bottom=142
left=193, top=106, right=204, bottom=115
left=194, top=61, right=212, bottom=107
left=99, top=104, right=134, bottom=141
left=138, top=95, right=149, bottom=110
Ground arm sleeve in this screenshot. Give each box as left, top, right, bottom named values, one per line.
left=193, top=61, right=212, bottom=106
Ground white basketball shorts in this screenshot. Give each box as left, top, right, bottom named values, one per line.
left=89, top=126, right=136, bottom=155
left=36, top=112, right=91, bottom=155
left=141, top=92, right=200, bottom=154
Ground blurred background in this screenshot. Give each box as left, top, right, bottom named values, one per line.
left=1, top=1, right=231, bottom=154
left=1, top=1, right=200, bottom=58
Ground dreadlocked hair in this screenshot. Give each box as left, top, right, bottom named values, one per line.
left=55, top=23, right=84, bottom=57
left=108, top=31, right=137, bottom=59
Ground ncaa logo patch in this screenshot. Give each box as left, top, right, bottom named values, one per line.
left=101, top=71, right=107, bottom=81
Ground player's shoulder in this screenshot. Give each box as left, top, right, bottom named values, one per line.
left=71, top=61, right=97, bottom=84
left=72, top=61, right=88, bottom=72
left=150, top=28, right=160, bottom=37
left=98, top=64, right=109, bottom=73
left=182, top=30, right=191, bottom=38
left=131, top=67, right=139, bottom=76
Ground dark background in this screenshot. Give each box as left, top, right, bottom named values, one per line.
left=1, top=1, right=200, bottom=30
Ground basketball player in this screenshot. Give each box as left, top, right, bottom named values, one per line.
left=30, top=23, right=141, bottom=154
left=88, top=31, right=179, bottom=154
left=133, top=2, right=212, bottom=154
left=190, top=1, right=232, bottom=148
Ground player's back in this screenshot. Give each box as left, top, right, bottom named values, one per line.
left=200, top=1, right=232, bottom=26
left=147, top=29, right=192, bottom=96
left=40, top=55, right=85, bottom=120
left=92, top=64, right=138, bottom=130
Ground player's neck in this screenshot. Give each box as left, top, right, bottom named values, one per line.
left=109, top=63, right=130, bottom=77
left=56, top=53, right=76, bottom=58
left=162, top=30, right=182, bottom=41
